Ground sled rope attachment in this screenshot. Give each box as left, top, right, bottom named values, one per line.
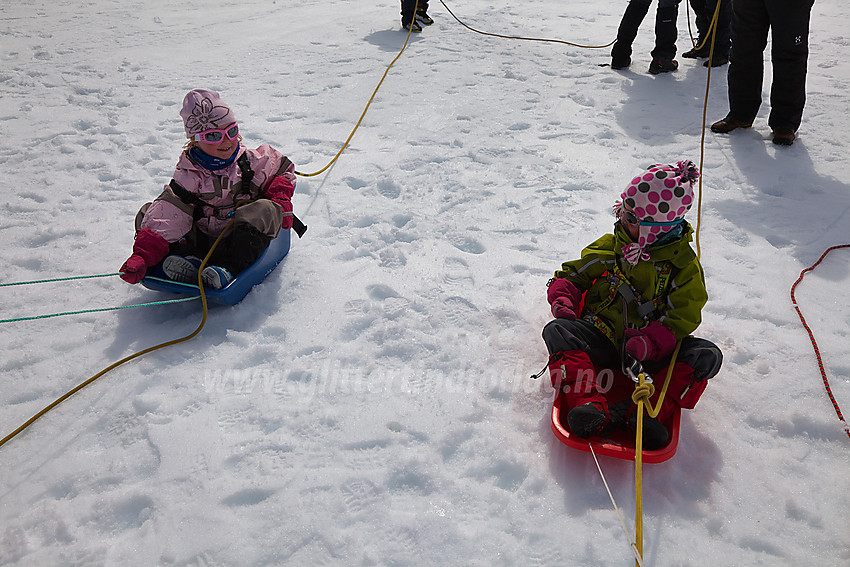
left=790, top=244, right=850, bottom=440
left=0, top=224, right=232, bottom=451
left=627, top=340, right=681, bottom=565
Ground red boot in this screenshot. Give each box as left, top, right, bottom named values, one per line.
left=650, top=362, right=709, bottom=423
left=549, top=351, right=610, bottom=438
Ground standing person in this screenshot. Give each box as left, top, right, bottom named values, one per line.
left=681, top=0, right=732, bottom=67
left=400, top=0, right=433, bottom=33
left=710, top=0, right=815, bottom=146
left=542, top=161, right=722, bottom=449
left=120, top=89, right=296, bottom=289
left=611, top=0, right=683, bottom=74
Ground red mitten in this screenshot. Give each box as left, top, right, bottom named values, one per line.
left=265, top=174, right=295, bottom=230
left=624, top=321, right=677, bottom=361
left=120, top=255, right=147, bottom=284
left=550, top=298, right=577, bottom=320
left=547, top=278, right=583, bottom=319
left=119, top=229, right=170, bottom=284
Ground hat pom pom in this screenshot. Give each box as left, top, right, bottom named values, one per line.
left=676, top=160, right=700, bottom=185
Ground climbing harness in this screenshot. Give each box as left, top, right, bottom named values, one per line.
left=168, top=154, right=307, bottom=237
left=790, top=244, right=850, bottom=440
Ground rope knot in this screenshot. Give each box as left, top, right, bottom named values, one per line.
left=631, top=383, right=656, bottom=405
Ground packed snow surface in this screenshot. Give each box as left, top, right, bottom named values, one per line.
left=1, top=1, right=849, bottom=565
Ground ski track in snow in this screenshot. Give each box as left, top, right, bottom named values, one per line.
left=1, top=0, right=850, bottom=566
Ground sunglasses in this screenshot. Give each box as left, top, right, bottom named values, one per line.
left=620, top=207, right=682, bottom=227
left=194, top=123, right=239, bottom=144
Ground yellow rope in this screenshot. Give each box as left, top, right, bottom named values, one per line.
left=694, top=0, right=723, bottom=259
left=0, top=224, right=233, bottom=451
left=630, top=0, right=722, bottom=557
left=294, top=0, right=420, bottom=178
left=630, top=339, right=681, bottom=564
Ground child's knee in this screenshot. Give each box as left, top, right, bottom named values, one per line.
left=233, top=199, right=284, bottom=238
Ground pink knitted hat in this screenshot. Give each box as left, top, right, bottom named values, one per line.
left=616, top=160, right=698, bottom=265
left=180, top=89, right=237, bottom=138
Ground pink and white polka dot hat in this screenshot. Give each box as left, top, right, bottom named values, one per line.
left=616, top=160, right=699, bottom=265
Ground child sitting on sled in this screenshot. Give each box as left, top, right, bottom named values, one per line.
left=120, top=89, right=296, bottom=289
left=542, top=160, right=722, bottom=449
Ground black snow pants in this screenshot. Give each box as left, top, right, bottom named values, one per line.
left=727, top=0, right=815, bottom=132
left=689, top=0, right=732, bottom=58
left=400, top=0, right=429, bottom=24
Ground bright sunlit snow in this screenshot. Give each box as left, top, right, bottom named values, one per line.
left=1, top=1, right=849, bottom=565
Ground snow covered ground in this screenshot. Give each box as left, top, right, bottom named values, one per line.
left=1, top=0, right=849, bottom=565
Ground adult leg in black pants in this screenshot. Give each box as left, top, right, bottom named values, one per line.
left=711, top=0, right=814, bottom=144
left=766, top=0, right=814, bottom=141
left=682, top=0, right=732, bottom=64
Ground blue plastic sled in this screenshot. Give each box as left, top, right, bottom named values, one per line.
left=140, top=229, right=291, bottom=306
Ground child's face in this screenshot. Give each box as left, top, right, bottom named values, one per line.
left=618, top=204, right=641, bottom=240
left=196, top=122, right=239, bottom=159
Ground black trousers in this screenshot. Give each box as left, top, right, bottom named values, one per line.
left=401, top=0, right=428, bottom=23
left=727, top=0, right=815, bottom=131
left=689, top=0, right=732, bottom=58
left=170, top=224, right=271, bottom=276
left=542, top=318, right=723, bottom=381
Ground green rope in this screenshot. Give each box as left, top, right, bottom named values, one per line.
left=0, top=296, right=200, bottom=324
left=0, top=273, right=122, bottom=287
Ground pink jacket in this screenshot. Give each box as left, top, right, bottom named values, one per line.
left=140, top=144, right=295, bottom=242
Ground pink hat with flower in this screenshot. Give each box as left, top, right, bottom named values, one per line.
left=180, top=89, right=236, bottom=138
left=616, top=160, right=699, bottom=265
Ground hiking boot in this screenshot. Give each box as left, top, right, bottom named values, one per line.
left=772, top=129, right=796, bottom=146
left=682, top=44, right=709, bottom=58
left=201, top=266, right=233, bottom=289
left=710, top=114, right=753, bottom=133
left=567, top=402, right=609, bottom=439
left=402, top=19, right=422, bottom=32
left=162, top=255, right=202, bottom=284
left=648, top=58, right=678, bottom=74
left=415, top=11, right=433, bottom=26
left=611, top=55, right=631, bottom=70
left=704, top=56, right=729, bottom=67
left=628, top=413, right=669, bottom=451
left=611, top=40, right=632, bottom=70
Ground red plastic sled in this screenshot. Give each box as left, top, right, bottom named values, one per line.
left=550, top=374, right=681, bottom=464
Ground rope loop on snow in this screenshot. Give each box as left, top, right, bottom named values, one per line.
left=294, top=0, right=421, bottom=178
left=790, top=243, right=850, bottom=440
left=439, top=0, right=615, bottom=49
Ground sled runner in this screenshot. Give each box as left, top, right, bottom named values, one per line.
left=140, top=229, right=291, bottom=306
left=550, top=371, right=681, bottom=464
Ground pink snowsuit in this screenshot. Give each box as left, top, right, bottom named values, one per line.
left=141, top=143, right=295, bottom=243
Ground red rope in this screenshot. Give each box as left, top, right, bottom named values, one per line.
left=789, top=244, right=850, bottom=439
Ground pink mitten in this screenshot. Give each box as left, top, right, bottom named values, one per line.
left=624, top=321, right=677, bottom=361
left=119, top=229, right=170, bottom=284
left=120, top=255, right=147, bottom=284
left=265, top=174, right=295, bottom=230
left=547, top=278, right=583, bottom=319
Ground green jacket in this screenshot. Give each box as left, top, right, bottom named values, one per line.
left=553, top=222, right=707, bottom=343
